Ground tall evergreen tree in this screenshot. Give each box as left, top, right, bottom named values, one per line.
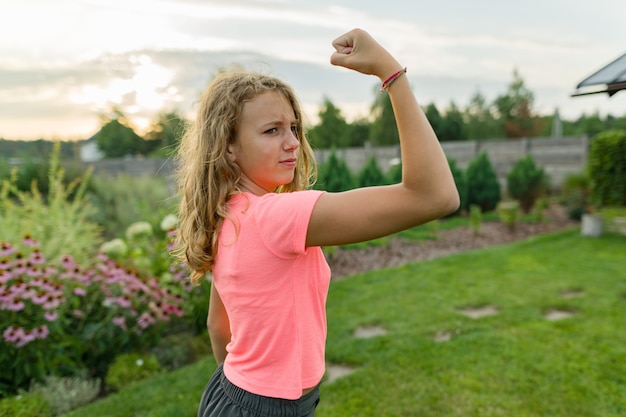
left=314, top=149, right=355, bottom=192
left=466, top=151, right=501, bottom=211
left=308, top=97, right=350, bottom=149
left=95, top=108, right=145, bottom=158
left=464, top=90, right=500, bottom=140
left=369, top=89, right=399, bottom=145
left=358, top=155, right=387, bottom=187
left=439, top=101, right=468, bottom=141
left=493, top=69, right=542, bottom=138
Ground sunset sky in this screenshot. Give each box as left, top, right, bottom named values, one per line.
left=2, top=0, right=626, bottom=140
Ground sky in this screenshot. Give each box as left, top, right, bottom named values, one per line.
left=1, top=0, right=626, bottom=141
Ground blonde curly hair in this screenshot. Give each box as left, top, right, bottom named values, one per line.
left=173, top=70, right=317, bottom=285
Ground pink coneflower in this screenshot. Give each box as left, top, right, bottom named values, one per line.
left=60, top=255, right=75, bottom=270
left=21, top=285, right=37, bottom=300
left=29, top=249, right=45, bottom=265
left=164, top=304, right=184, bottom=317
left=29, top=277, right=44, bottom=287
left=33, top=325, right=49, bottom=340
left=73, top=309, right=84, bottom=318
left=42, top=266, right=59, bottom=278
left=3, top=326, right=21, bottom=343
left=42, top=294, right=60, bottom=310
left=27, top=265, right=42, bottom=277
left=44, top=311, right=58, bottom=321
left=12, top=260, right=27, bottom=274
left=22, top=234, right=40, bottom=247
left=5, top=297, right=25, bottom=311
left=112, top=316, right=127, bottom=330
left=116, top=296, right=132, bottom=309
left=73, top=287, right=87, bottom=296
left=32, top=291, right=48, bottom=305
left=0, top=242, right=14, bottom=257
left=0, top=258, right=10, bottom=270
left=137, top=312, right=156, bottom=329
left=16, top=328, right=37, bottom=348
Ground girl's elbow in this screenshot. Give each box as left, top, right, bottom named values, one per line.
left=436, top=186, right=460, bottom=217
left=447, top=188, right=461, bottom=214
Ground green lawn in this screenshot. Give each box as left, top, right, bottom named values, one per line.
left=64, top=228, right=626, bottom=417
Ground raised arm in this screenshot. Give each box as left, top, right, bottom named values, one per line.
left=306, top=29, right=459, bottom=247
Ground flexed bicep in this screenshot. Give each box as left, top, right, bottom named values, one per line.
left=306, top=185, right=452, bottom=248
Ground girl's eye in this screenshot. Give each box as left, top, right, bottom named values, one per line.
left=290, top=125, right=298, bottom=134
left=264, top=127, right=278, bottom=134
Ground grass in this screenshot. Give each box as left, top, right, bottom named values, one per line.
left=64, top=228, right=626, bottom=417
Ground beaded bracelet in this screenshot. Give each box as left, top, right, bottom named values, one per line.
left=380, top=67, right=407, bottom=92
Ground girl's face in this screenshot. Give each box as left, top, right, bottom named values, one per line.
left=228, top=91, right=300, bottom=195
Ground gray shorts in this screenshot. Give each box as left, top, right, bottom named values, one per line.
left=198, top=363, right=320, bottom=417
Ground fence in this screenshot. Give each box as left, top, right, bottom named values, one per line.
left=79, top=135, right=590, bottom=190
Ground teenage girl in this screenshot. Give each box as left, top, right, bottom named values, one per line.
left=174, top=28, right=460, bottom=417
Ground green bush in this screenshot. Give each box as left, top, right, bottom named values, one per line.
left=497, top=200, right=520, bottom=231
left=598, top=206, right=626, bottom=235
left=386, top=161, right=402, bottom=184
left=87, top=174, right=175, bottom=240
left=448, top=158, right=467, bottom=214
left=314, top=149, right=355, bottom=192
left=469, top=204, right=482, bottom=234
left=466, top=151, right=501, bottom=212
left=0, top=391, right=52, bottom=417
left=105, top=353, right=161, bottom=392
left=0, top=142, right=102, bottom=265
left=506, top=154, right=550, bottom=213
left=588, top=129, right=626, bottom=207
left=532, top=196, right=549, bottom=223
left=560, top=172, right=591, bottom=220
left=357, top=155, right=387, bottom=187
left=151, top=332, right=212, bottom=371
left=29, top=372, right=100, bottom=415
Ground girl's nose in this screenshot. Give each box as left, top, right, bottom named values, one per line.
left=284, top=130, right=300, bottom=151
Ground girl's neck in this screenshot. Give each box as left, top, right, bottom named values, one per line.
left=238, top=174, right=270, bottom=196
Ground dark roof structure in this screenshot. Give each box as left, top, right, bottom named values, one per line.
left=571, top=52, right=626, bottom=97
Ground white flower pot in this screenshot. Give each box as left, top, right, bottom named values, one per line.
left=581, top=214, right=602, bottom=237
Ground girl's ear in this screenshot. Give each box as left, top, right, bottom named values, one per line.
left=226, top=144, right=237, bottom=162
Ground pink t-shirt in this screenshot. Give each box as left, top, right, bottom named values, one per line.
left=213, top=190, right=330, bottom=400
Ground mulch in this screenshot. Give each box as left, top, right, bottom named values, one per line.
left=326, top=205, right=579, bottom=279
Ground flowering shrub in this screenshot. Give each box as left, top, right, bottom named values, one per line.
left=104, top=352, right=161, bottom=392
left=29, top=371, right=101, bottom=415
left=0, top=235, right=188, bottom=396
left=100, top=217, right=210, bottom=334
left=0, top=142, right=102, bottom=266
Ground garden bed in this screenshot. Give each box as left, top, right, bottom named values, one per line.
left=327, top=204, right=578, bottom=279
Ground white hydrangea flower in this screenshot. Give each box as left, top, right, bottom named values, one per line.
left=99, top=238, right=128, bottom=258
left=125, top=221, right=153, bottom=240
left=160, top=214, right=178, bottom=231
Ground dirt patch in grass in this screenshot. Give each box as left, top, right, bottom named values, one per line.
left=560, top=289, right=585, bottom=299
left=460, top=305, right=499, bottom=319
left=353, top=325, right=387, bottom=338
left=324, top=364, right=356, bottom=383
left=433, top=330, right=452, bottom=342
left=544, top=309, right=576, bottom=321
left=327, top=205, right=577, bottom=279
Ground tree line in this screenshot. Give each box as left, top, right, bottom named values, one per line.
left=2, top=69, right=626, bottom=161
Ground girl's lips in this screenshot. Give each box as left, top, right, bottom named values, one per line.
left=280, top=158, right=297, bottom=167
